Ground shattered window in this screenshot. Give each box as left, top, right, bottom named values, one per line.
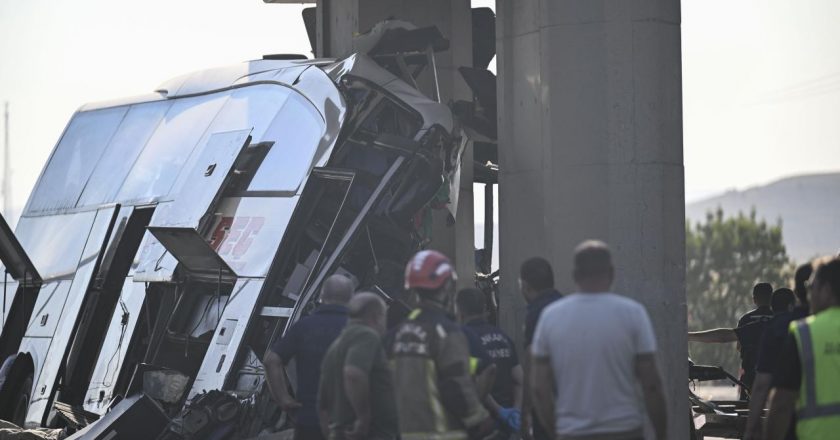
left=26, top=107, right=127, bottom=214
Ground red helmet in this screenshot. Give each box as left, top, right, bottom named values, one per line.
left=404, top=250, right=458, bottom=291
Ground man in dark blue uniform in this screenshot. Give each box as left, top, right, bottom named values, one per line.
left=456, top=288, right=523, bottom=432
left=519, top=257, right=563, bottom=440
left=264, top=274, right=354, bottom=440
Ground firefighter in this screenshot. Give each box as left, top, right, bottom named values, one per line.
left=386, top=250, right=500, bottom=440
left=765, top=257, right=840, bottom=440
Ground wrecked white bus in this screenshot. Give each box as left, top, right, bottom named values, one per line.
left=0, top=25, right=485, bottom=436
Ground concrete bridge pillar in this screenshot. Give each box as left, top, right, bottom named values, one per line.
left=495, top=1, right=687, bottom=437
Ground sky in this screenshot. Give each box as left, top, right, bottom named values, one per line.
left=682, top=0, right=840, bottom=201
left=2, top=0, right=840, bottom=224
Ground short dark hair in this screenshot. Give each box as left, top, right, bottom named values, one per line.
left=814, top=258, right=840, bottom=301
left=752, top=283, right=773, bottom=304
left=456, top=288, right=486, bottom=317
left=520, top=257, right=554, bottom=291
left=771, top=288, right=795, bottom=313
left=794, top=263, right=813, bottom=304
left=573, top=240, right=613, bottom=280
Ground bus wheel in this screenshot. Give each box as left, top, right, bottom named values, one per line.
left=8, top=373, right=32, bottom=427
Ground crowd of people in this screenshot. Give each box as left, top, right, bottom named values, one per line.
left=264, top=241, right=840, bottom=440
left=265, top=240, right=668, bottom=440
left=1, top=239, right=829, bottom=440
left=689, top=257, right=840, bottom=440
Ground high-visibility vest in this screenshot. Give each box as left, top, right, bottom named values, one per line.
left=790, top=307, right=840, bottom=439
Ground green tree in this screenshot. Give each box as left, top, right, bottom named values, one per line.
left=686, top=208, right=792, bottom=375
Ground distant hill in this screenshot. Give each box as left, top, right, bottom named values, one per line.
left=686, top=172, right=840, bottom=263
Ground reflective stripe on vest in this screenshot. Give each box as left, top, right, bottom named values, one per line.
left=468, top=357, right=479, bottom=375
left=794, top=317, right=840, bottom=421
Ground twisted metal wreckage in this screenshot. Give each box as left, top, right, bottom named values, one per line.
left=0, top=13, right=501, bottom=439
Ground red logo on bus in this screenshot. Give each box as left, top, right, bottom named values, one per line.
left=210, top=216, right=265, bottom=258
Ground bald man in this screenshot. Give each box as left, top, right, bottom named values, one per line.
left=319, top=293, right=397, bottom=440
left=265, top=274, right=354, bottom=440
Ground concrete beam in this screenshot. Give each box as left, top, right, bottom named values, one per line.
left=496, top=0, right=687, bottom=437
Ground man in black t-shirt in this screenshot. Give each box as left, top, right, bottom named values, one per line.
left=737, top=283, right=775, bottom=393
left=518, top=257, right=563, bottom=440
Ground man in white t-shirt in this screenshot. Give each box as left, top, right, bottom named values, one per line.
left=530, top=240, right=667, bottom=440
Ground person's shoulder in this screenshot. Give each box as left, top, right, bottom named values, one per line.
left=293, top=311, right=324, bottom=327
left=766, top=313, right=795, bottom=338
left=602, top=292, right=636, bottom=304
left=548, top=289, right=565, bottom=301
left=284, top=316, right=309, bottom=334
left=530, top=290, right=564, bottom=310
left=600, top=292, right=646, bottom=310
left=290, top=314, right=326, bottom=334
left=347, top=324, right=380, bottom=342
left=538, top=295, right=582, bottom=322
left=601, top=294, right=654, bottom=324
left=736, top=318, right=769, bottom=339
left=772, top=311, right=797, bottom=326
left=539, top=295, right=568, bottom=316
left=737, top=319, right=758, bottom=330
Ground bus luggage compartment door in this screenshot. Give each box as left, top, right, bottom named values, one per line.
left=19, top=205, right=120, bottom=427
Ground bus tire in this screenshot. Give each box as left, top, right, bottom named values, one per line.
left=0, top=355, right=34, bottom=427
left=9, top=373, right=33, bottom=427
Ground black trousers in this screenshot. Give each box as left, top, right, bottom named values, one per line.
left=533, top=411, right=552, bottom=440
left=294, top=425, right=326, bottom=440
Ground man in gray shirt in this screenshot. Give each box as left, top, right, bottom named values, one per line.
left=530, top=240, right=667, bottom=440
